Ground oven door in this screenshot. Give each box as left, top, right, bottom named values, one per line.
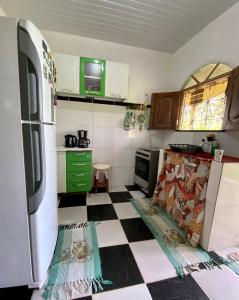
left=135, top=156, right=150, bottom=181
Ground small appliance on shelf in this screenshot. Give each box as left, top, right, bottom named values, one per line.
left=78, top=130, right=91, bottom=148
left=64, top=134, right=77, bottom=148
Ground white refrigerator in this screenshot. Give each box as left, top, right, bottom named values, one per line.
left=0, top=17, right=58, bottom=288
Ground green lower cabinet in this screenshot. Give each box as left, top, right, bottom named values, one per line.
left=66, top=172, right=92, bottom=183
left=66, top=181, right=92, bottom=193
left=66, top=151, right=92, bottom=193
left=66, top=151, right=92, bottom=162
left=66, top=161, right=92, bottom=172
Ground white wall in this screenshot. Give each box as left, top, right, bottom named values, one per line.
left=46, top=1, right=239, bottom=159
left=0, top=5, right=6, bottom=16
left=170, top=1, right=239, bottom=90
left=43, top=30, right=172, bottom=104
left=163, top=1, right=239, bottom=157
left=56, top=100, right=163, bottom=187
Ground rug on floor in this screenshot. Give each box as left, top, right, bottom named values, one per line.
left=131, top=198, right=219, bottom=277
left=216, top=248, right=239, bottom=276
left=43, top=222, right=112, bottom=300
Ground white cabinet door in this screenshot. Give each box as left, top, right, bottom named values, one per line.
left=105, top=61, right=129, bottom=99
left=54, top=53, right=79, bottom=94
left=57, top=151, right=66, bottom=193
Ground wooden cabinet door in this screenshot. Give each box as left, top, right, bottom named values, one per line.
left=150, top=92, right=180, bottom=130
left=223, top=66, right=239, bottom=130
left=54, top=53, right=80, bottom=94
left=105, top=61, right=129, bottom=99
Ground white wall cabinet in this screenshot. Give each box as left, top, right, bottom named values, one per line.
left=54, top=53, right=79, bottom=94
left=105, top=61, right=129, bottom=99
left=57, top=151, right=66, bottom=193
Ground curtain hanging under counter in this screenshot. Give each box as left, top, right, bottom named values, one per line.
left=153, top=150, right=211, bottom=247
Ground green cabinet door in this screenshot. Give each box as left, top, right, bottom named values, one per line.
left=80, top=57, right=106, bottom=96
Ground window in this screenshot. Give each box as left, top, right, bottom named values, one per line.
left=179, top=63, right=232, bottom=131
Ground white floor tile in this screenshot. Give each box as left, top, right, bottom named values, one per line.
left=130, top=240, right=176, bottom=283
left=113, top=203, right=139, bottom=219
left=92, top=284, right=152, bottom=300
left=192, top=265, right=239, bottom=300
left=96, top=220, right=128, bottom=247
left=109, top=186, right=128, bottom=192
left=130, top=190, right=146, bottom=199
left=87, top=193, right=112, bottom=206
left=58, top=206, right=87, bottom=224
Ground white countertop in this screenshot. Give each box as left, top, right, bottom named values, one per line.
left=57, top=147, right=92, bottom=152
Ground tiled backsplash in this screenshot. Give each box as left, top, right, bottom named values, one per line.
left=56, top=100, right=162, bottom=187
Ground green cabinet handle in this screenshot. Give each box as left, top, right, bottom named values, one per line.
left=72, top=183, right=86, bottom=187
left=72, top=163, right=86, bottom=166
left=74, top=174, right=85, bottom=177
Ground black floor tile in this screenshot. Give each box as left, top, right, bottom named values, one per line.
left=90, top=187, right=107, bottom=193
left=109, top=191, right=132, bottom=203
left=97, top=244, right=144, bottom=293
left=87, top=204, right=117, bottom=221
left=147, top=275, right=209, bottom=300
left=59, top=193, right=87, bottom=207
left=0, top=286, right=33, bottom=299
left=121, top=218, right=154, bottom=242
left=208, top=251, right=223, bottom=266
left=125, top=184, right=140, bottom=191
left=196, top=251, right=223, bottom=272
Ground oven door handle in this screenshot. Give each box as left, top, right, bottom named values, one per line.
left=136, top=154, right=151, bottom=161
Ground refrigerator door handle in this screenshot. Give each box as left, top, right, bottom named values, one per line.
left=22, top=123, right=45, bottom=215
left=18, top=26, right=43, bottom=122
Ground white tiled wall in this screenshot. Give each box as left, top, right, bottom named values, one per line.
left=56, top=100, right=163, bottom=187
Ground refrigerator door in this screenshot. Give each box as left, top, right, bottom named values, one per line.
left=18, top=26, right=43, bottom=122
left=18, top=19, right=55, bottom=124
left=29, top=124, right=58, bottom=284
left=22, top=123, right=45, bottom=214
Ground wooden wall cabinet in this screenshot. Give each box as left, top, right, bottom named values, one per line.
left=150, top=92, right=180, bottom=130
left=223, top=66, right=239, bottom=130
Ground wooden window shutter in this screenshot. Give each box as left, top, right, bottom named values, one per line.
left=223, top=66, right=239, bottom=130
left=189, top=88, right=204, bottom=105
left=150, top=91, right=182, bottom=130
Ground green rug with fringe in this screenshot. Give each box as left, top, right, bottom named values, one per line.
left=216, top=248, right=239, bottom=276
left=131, top=198, right=219, bottom=277
left=43, top=222, right=112, bottom=300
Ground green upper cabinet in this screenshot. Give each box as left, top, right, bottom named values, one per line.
left=80, top=57, right=106, bottom=96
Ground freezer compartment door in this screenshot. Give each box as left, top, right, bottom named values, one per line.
left=30, top=125, right=58, bottom=284
left=18, top=20, right=55, bottom=124
left=18, top=26, right=43, bottom=122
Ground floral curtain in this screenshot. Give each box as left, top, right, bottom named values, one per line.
left=153, top=150, right=211, bottom=247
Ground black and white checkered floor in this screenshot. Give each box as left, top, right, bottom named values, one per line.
left=2, top=186, right=239, bottom=300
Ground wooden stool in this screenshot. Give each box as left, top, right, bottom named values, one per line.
left=94, top=164, right=110, bottom=193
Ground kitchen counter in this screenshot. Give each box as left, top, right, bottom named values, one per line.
left=166, top=149, right=239, bottom=163
left=57, top=147, right=92, bottom=152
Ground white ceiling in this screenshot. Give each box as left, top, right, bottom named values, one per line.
left=1, top=0, right=238, bottom=53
